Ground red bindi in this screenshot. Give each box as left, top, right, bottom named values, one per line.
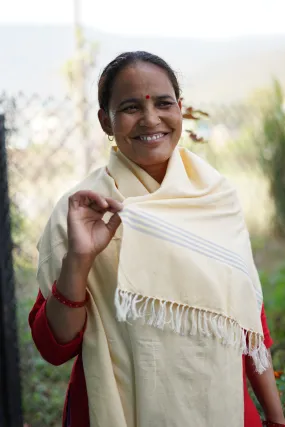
left=145, top=95, right=150, bottom=99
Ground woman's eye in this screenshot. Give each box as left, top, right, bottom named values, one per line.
left=157, top=101, right=174, bottom=108
left=122, top=105, right=138, bottom=113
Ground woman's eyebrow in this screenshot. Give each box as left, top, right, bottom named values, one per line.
left=118, top=94, right=175, bottom=108
left=117, top=98, right=140, bottom=108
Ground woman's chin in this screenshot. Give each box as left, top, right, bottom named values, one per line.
left=133, top=147, right=176, bottom=169
left=116, top=136, right=179, bottom=168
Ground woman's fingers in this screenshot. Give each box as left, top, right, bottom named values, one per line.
left=69, top=191, right=107, bottom=210
left=105, top=197, right=123, bottom=213
left=105, top=213, right=122, bottom=237
left=69, top=191, right=123, bottom=213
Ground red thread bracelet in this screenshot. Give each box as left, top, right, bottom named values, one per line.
left=262, top=421, right=285, bottom=427
left=52, top=281, right=89, bottom=308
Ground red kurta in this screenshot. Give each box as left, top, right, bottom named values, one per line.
left=29, top=291, right=273, bottom=427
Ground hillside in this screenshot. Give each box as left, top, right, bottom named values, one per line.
left=1, top=25, right=285, bottom=103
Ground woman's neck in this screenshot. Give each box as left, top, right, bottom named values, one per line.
left=140, top=160, right=169, bottom=184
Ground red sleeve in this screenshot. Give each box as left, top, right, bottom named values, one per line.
left=29, top=290, right=85, bottom=366
left=261, top=304, right=273, bottom=349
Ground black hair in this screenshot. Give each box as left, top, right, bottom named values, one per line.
left=98, top=51, right=181, bottom=112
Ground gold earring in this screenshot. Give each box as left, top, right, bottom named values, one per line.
left=108, top=135, right=114, bottom=142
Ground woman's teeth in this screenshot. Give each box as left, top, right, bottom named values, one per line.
left=139, top=133, right=165, bottom=141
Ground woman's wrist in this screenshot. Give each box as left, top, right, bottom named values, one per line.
left=264, top=410, right=285, bottom=425
left=56, top=252, right=94, bottom=301
left=52, top=281, right=89, bottom=308
left=64, top=251, right=95, bottom=273
left=263, top=421, right=285, bottom=427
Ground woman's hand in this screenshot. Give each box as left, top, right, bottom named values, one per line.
left=67, top=190, right=123, bottom=263
left=46, top=191, right=123, bottom=343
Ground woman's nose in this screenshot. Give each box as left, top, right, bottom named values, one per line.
left=139, top=107, right=161, bottom=127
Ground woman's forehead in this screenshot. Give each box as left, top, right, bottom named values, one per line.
left=111, top=63, right=175, bottom=100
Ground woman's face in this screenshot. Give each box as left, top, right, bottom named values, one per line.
left=100, top=62, right=182, bottom=170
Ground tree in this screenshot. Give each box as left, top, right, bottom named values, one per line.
left=61, top=8, right=99, bottom=177
left=255, top=80, right=285, bottom=234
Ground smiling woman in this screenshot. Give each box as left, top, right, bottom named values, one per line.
left=98, top=51, right=183, bottom=183
left=29, top=51, right=285, bottom=427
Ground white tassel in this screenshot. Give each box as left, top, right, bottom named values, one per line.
left=138, top=297, right=150, bottom=323
left=190, top=308, right=197, bottom=335
left=203, top=311, right=211, bottom=337
left=147, top=299, right=157, bottom=325
left=174, top=305, right=183, bottom=334
left=250, top=341, right=270, bottom=374
left=126, top=293, right=134, bottom=320
left=179, top=305, right=186, bottom=335
left=197, top=310, right=203, bottom=334
left=115, top=288, right=129, bottom=321
left=169, top=302, right=175, bottom=331
left=131, top=294, right=144, bottom=319
left=237, top=327, right=243, bottom=351
left=231, top=323, right=236, bottom=344
left=154, top=300, right=167, bottom=330
left=222, top=319, right=230, bottom=346
left=210, top=314, right=221, bottom=338
left=216, top=315, right=224, bottom=340
left=183, top=307, right=190, bottom=335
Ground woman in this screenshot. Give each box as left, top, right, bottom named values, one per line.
left=29, top=51, right=284, bottom=427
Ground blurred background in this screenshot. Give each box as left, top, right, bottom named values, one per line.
left=0, top=0, right=285, bottom=425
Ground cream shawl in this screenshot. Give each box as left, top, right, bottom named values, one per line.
left=37, top=146, right=269, bottom=427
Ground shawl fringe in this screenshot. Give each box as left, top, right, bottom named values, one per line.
left=115, top=288, right=270, bottom=374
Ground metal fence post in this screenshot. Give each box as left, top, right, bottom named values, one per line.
left=0, top=114, right=23, bottom=427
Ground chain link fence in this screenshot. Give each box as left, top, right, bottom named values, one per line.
left=1, top=92, right=109, bottom=281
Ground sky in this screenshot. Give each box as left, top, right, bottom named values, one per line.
left=1, top=0, right=285, bottom=38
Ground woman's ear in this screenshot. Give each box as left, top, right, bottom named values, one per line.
left=98, top=108, right=113, bottom=136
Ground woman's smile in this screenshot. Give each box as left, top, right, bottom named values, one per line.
left=131, top=131, right=172, bottom=146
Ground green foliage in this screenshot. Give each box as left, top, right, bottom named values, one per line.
left=10, top=200, right=27, bottom=248
left=260, top=264, right=285, bottom=369
left=248, top=262, right=285, bottom=415
left=18, top=295, right=72, bottom=427
left=259, top=262, right=285, bottom=411
left=9, top=200, right=37, bottom=295
left=256, top=80, right=285, bottom=234
left=275, top=373, right=285, bottom=408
